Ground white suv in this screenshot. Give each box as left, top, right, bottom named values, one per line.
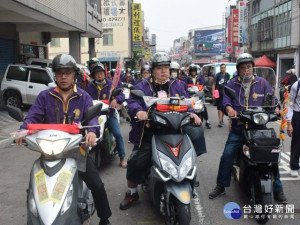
left=0, top=64, right=56, bottom=108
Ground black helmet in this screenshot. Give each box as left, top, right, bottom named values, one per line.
left=110, top=69, right=116, bottom=78
left=189, top=64, right=197, bottom=74
left=91, top=62, right=105, bottom=77
left=141, top=65, right=150, bottom=73
left=87, top=57, right=99, bottom=71
left=151, top=52, right=171, bottom=69
left=236, top=53, right=255, bottom=70
left=125, top=68, right=131, bottom=74
left=52, top=54, right=77, bottom=72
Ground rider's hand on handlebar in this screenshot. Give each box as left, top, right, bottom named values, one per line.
left=110, top=99, right=118, bottom=109
left=15, top=136, right=26, bottom=146
left=136, top=111, right=148, bottom=120
left=226, top=106, right=237, bottom=118
left=190, top=113, right=202, bottom=125
left=85, top=132, right=96, bottom=147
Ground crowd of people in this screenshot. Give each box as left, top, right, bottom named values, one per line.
left=15, top=52, right=299, bottom=225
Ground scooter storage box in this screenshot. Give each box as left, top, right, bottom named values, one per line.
left=245, top=129, right=281, bottom=163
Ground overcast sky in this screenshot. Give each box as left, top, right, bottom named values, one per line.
left=134, top=0, right=236, bottom=51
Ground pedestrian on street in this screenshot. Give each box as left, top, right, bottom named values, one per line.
left=212, top=63, right=230, bottom=127
left=287, top=71, right=300, bottom=177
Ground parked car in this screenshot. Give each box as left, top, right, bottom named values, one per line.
left=202, top=62, right=236, bottom=104
left=0, top=64, right=56, bottom=108
left=27, top=58, right=53, bottom=67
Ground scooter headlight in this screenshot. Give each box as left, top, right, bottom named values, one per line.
left=36, top=138, right=70, bottom=155
left=253, top=113, right=268, bottom=125
left=28, top=189, right=38, bottom=217
left=181, top=116, right=190, bottom=126
left=61, top=184, right=73, bottom=215
left=160, top=158, right=178, bottom=178
left=180, top=157, right=192, bottom=177
left=153, top=115, right=167, bottom=125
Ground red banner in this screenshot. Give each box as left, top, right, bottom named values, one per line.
left=227, top=16, right=232, bottom=46
left=232, top=9, right=239, bottom=47
left=112, top=57, right=121, bottom=90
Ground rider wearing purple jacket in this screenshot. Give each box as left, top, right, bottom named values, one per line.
left=120, top=52, right=207, bottom=210
left=86, top=62, right=127, bottom=168
left=208, top=53, right=287, bottom=204
left=17, top=54, right=112, bottom=225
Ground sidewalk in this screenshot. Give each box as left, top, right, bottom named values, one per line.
left=0, top=98, right=16, bottom=148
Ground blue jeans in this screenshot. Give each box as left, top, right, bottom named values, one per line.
left=216, top=132, right=283, bottom=193
left=107, top=115, right=125, bottom=159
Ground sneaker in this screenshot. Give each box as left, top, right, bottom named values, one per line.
left=290, top=170, right=298, bottom=177
left=274, top=192, right=287, bottom=204
left=99, top=219, right=111, bottom=225
left=120, top=190, right=139, bottom=210
left=218, top=122, right=223, bottom=127
left=205, top=121, right=211, bottom=129
left=221, top=121, right=225, bottom=126
left=208, top=185, right=225, bottom=199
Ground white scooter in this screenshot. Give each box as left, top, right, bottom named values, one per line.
left=7, top=104, right=102, bottom=225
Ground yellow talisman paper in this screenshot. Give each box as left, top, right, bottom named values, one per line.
left=34, top=169, right=50, bottom=204
left=51, top=169, right=72, bottom=204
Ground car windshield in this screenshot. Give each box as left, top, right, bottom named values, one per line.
left=216, top=64, right=236, bottom=77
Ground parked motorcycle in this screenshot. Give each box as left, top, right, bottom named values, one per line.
left=225, top=67, right=281, bottom=224
left=90, top=88, right=122, bottom=168
left=7, top=103, right=102, bottom=225
left=131, top=90, right=198, bottom=225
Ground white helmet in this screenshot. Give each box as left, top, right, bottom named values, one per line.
left=170, top=61, right=180, bottom=71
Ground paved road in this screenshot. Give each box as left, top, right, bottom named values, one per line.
left=0, top=104, right=299, bottom=225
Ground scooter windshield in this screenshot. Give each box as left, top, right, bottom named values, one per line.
left=238, top=67, right=277, bottom=109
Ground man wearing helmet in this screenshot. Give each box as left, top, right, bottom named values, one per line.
left=86, top=62, right=127, bottom=169
left=208, top=53, right=287, bottom=204
left=120, top=52, right=207, bottom=210
left=16, top=54, right=112, bottom=225
left=121, top=68, right=135, bottom=85
left=186, top=64, right=211, bottom=129
left=134, top=64, right=151, bottom=85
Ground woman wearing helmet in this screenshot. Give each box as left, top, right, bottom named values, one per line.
left=134, top=65, right=151, bottom=85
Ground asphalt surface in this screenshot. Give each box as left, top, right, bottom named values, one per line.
left=0, top=103, right=299, bottom=225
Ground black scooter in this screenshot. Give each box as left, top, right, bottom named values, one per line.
left=225, top=86, right=282, bottom=224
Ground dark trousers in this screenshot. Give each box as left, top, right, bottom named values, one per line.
left=78, top=155, right=112, bottom=220
left=290, top=112, right=300, bottom=170
left=203, top=105, right=208, bottom=121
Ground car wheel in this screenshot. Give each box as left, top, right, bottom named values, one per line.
left=5, top=92, right=22, bottom=108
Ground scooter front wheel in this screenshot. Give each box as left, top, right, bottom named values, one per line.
left=165, top=198, right=191, bottom=225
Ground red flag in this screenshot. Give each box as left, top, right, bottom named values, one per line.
left=112, top=57, right=121, bottom=90
left=105, top=63, right=108, bottom=78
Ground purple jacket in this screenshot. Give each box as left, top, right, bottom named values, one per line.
left=20, top=85, right=99, bottom=136
left=186, top=75, right=205, bottom=85
left=86, top=78, right=125, bottom=117
left=128, top=77, right=191, bottom=147
left=222, top=75, right=276, bottom=134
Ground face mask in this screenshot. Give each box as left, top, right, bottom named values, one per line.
left=197, top=70, right=200, bottom=75
left=171, top=72, right=177, bottom=79
left=240, top=74, right=253, bottom=81
left=95, top=79, right=106, bottom=85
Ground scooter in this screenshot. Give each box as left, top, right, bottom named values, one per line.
left=119, top=82, right=134, bottom=122
left=89, top=88, right=122, bottom=168
left=7, top=103, right=102, bottom=225
left=187, top=85, right=209, bottom=122
left=131, top=90, right=198, bottom=225
left=224, top=67, right=281, bottom=224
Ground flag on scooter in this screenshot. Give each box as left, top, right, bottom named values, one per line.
left=105, top=63, right=108, bottom=78
left=279, top=86, right=288, bottom=140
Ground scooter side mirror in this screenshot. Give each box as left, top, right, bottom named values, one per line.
left=224, top=86, right=237, bottom=100
left=130, top=90, right=145, bottom=99
left=6, top=105, right=24, bottom=122
left=81, top=103, right=102, bottom=126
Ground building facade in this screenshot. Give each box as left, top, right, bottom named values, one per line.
left=248, top=0, right=300, bottom=83
left=0, top=0, right=102, bottom=73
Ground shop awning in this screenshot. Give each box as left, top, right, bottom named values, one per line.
left=255, top=55, right=276, bottom=67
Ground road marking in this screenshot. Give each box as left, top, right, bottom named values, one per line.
left=278, top=152, right=300, bottom=180
left=193, top=188, right=205, bottom=225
